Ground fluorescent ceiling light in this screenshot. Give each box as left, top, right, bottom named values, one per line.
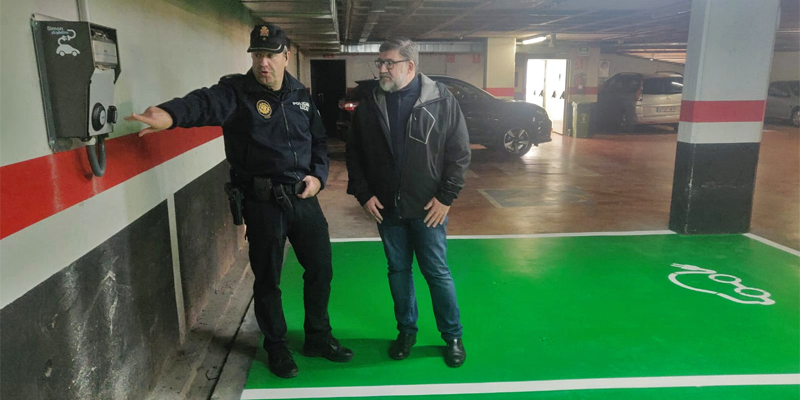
left=522, top=36, right=547, bottom=45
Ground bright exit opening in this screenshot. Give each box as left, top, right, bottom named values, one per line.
left=526, top=59, right=567, bottom=134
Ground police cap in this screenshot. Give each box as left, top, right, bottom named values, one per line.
left=248, top=24, right=287, bottom=53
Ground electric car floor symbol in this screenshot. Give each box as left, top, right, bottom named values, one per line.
left=669, top=263, right=775, bottom=305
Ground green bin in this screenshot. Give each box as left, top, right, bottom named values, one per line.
left=571, top=102, right=595, bottom=138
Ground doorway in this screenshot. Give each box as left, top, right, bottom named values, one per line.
left=310, top=60, right=346, bottom=138
left=526, top=59, right=567, bottom=134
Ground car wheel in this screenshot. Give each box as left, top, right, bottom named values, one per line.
left=498, top=126, right=533, bottom=157
left=58, top=51, right=65, bottom=56
left=791, top=108, right=800, bottom=127
left=72, top=51, right=79, bottom=56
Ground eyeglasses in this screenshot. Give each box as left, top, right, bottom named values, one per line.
left=374, top=58, right=410, bottom=70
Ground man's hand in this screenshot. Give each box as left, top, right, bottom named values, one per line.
left=124, top=106, right=173, bottom=137
left=362, top=196, right=384, bottom=224
left=423, top=197, right=450, bottom=228
left=298, top=175, right=321, bottom=199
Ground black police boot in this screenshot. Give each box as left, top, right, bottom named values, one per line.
left=388, top=332, right=417, bottom=360
left=303, top=337, right=354, bottom=362
left=266, top=345, right=298, bottom=378
left=444, top=338, right=466, bottom=367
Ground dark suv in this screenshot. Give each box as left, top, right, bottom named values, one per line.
left=337, top=75, right=552, bottom=157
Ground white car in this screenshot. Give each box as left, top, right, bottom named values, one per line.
left=765, top=81, right=800, bottom=127
left=597, top=72, right=683, bottom=132
left=56, top=44, right=80, bottom=57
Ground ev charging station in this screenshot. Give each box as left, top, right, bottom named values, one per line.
left=31, top=19, right=121, bottom=177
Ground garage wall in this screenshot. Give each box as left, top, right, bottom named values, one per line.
left=301, top=53, right=485, bottom=91
left=770, top=51, right=800, bottom=81
left=296, top=46, right=311, bottom=86
left=0, top=0, right=251, bottom=398
left=601, top=54, right=686, bottom=80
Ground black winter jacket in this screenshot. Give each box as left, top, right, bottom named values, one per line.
left=159, top=71, right=328, bottom=187
left=346, top=73, right=471, bottom=218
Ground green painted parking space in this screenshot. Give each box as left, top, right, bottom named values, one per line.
left=242, top=234, right=800, bottom=399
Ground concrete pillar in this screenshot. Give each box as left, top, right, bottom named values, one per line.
left=669, top=0, right=781, bottom=234
left=485, top=38, right=516, bottom=99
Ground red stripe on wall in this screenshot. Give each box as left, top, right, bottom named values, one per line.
left=680, top=100, right=766, bottom=123
left=0, top=127, right=222, bottom=240
left=485, top=87, right=516, bottom=97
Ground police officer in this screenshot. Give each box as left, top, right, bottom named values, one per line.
left=125, top=24, right=353, bottom=379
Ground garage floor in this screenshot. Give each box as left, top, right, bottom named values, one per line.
left=320, top=124, right=799, bottom=250
left=220, top=124, right=799, bottom=399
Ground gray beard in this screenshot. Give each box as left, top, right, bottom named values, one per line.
left=379, top=77, right=398, bottom=93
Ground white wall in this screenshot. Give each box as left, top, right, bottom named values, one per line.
left=1, top=0, right=252, bottom=167
left=770, top=51, right=800, bottom=81
left=0, top=0, right=251, bottom=307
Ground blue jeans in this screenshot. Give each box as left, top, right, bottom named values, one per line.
left=377, top=213, right=463, bottom=340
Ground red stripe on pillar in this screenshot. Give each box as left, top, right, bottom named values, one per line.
left=0, top=127, right=222, bottom=239
left=485, top=87, right=515, bottom=97
left=680, top=100, right=766, bottom=123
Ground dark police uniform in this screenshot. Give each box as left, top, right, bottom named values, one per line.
left=158, top=43, right=334, bottom=352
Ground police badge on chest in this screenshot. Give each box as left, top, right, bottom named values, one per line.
left=256, top=100, right=272, bottom=119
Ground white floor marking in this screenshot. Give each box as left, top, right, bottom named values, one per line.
left=331, top=230, right=676, bottom=242
left=476, top=189, right=505, bottom=209
left=743, top=234, right=800, bottom=258
left=669, top=263, right=775, bottom=305
left=240, top=374, right=800, bottom=399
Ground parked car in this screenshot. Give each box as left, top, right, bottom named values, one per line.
left=765, top=80, right=800, bottom=127
left=337, top=75, right=552, bottom=157
left=596, top=72, right=683, bottom=132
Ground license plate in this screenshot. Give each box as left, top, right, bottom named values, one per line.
left=657, top=107, right=677, bottom=112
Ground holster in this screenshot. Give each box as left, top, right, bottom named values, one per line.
left=272, top=184, right=293, bottom=212
left=224, top=182, right=244, bottom=225
left=252, top=176, right=273, bottom=202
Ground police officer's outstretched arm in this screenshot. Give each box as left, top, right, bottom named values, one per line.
left=125, top=80, right=238, bottom=137
left=125, top=106, right=173, bottom=137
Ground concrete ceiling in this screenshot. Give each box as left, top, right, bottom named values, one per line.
left=241, top=0, right=342, bottom=51
left=243, top=0, right=800, bottom=60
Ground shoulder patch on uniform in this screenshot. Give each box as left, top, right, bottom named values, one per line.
left=292, top=101, right=310, bottom=112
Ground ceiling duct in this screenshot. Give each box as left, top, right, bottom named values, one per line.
left=240, top=0, right=340, bottom=52
left=339, top=42, right=486, bottom=54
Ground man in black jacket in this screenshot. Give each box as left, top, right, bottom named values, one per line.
left=125, top=24, right=352, bottom=379
left=346, top=38, right=471, bottom=367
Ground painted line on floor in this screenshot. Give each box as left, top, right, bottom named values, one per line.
left=743, top=234, right=800, bottom=258
left=240, top=374, right=800, bottom=399
left=330, top=230, right=676, bottom=242
left=448, top=231, right=676, bottom=240
left=330, top=237, right=383, bottom=243
left=476, top=189, right=505, bottom=209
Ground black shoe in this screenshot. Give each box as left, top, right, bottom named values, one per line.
left=266, top=345, right=298, bottom=378
left=444, top=338, right=466, bottom=367
left=389, top=332, right=416, bottom=360
left=303, top=337, right=353, bottom=362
